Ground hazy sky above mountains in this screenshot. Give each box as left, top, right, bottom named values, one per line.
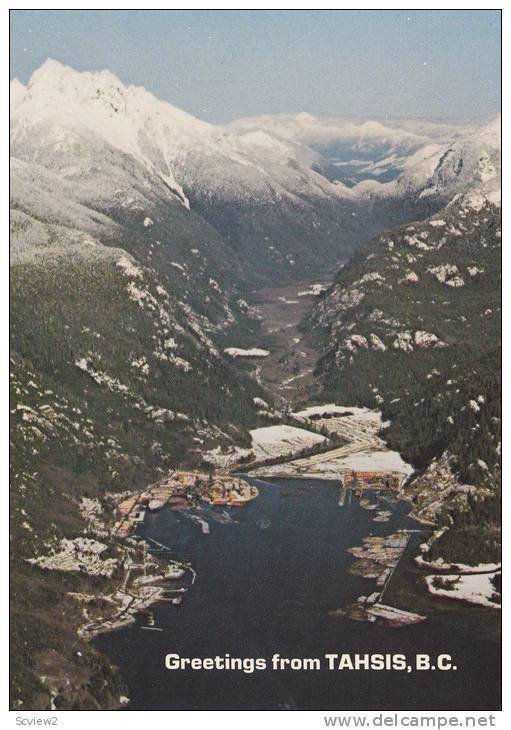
left=10, top=9, right=500, bottom=124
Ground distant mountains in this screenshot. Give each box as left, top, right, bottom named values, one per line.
left=226, top=112, right=469, bottom=183
left=11, top=60, right=500, bottom=284
left=226, top=110, right=500, bottom=196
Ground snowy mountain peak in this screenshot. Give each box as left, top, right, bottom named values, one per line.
left=295, top=111, right=318, bottom=124
left=29, top=57, right=76, bottom=83
left=25, top=58, right=208, bottom=133
left=12, top=60, right=357, bottom=212
left=29, top=57, right=115, bottom=89
left=472, top=115, right=501, bottom=147
left=12, top=59, right=231, bottom=209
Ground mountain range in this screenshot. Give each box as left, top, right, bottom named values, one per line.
left=10, top=59, right=501, bottom=710
left=11, top=60, right=500, bottom=283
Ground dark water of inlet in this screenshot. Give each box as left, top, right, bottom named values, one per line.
left=95, top=478, right=501, bottom=711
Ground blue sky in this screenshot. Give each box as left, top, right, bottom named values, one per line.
left=10, top=9, right=501, bottom=123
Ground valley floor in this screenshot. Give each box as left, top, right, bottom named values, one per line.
left=248, top=278, right=330, bottom=404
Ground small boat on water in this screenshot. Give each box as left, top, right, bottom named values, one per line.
left=141, top=626, right=164, bottom=631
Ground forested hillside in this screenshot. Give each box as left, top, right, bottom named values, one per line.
left=10, top=244, right=266, bottom=708
left=308, top=198, right=501, bottom=562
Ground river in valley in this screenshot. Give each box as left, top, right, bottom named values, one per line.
left=95, top=478, right=500, bottom=711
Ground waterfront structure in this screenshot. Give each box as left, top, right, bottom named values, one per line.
left=111, top=471, right=258, bottom=537
left=341, top=469, right=402, bottom=491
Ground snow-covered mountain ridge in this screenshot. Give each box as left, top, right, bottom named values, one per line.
left=11, top=59, right=500, bottom=284
left=11, top=60, right=341, bottom=208
left=228, top=110, right=500, bottom=202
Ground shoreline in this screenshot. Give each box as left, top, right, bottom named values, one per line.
left=76, top=472, right=260, bottom=643
left=39, top=423, right=500, bottom=709
left=95, top=472, right=501, bottom=712
left=78, top=434, right=500, bottom=651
